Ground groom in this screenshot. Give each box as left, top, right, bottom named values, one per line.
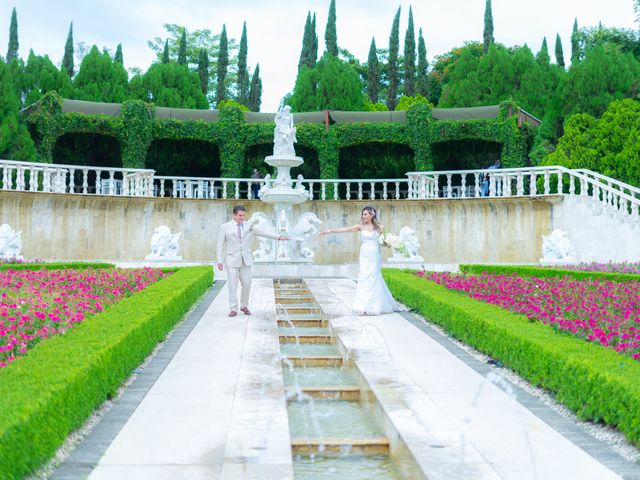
left=217, top=205, right=288, bottom=317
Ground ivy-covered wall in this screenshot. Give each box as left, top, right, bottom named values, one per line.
left=26, top=92, right=533, bottom=177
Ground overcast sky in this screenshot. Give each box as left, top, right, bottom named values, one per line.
left=3, top=0, right=637, bottom=111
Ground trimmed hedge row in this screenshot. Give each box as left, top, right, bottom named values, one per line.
left=0, top=262, right=115, bottom=271
left=383, top=269, right=640, bottom=447
left=459, top=264, right=640, bottom=283
left=0, top=266, right=213, bottom=480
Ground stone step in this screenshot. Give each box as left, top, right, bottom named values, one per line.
left=274, top=295, right=315, bottom=304
left=291, top=438, right=390, bottom=455
left=282, top=355, right=342, bottom=367
left=277, top=319, right=326, bottom=328
left=276, top=305, right=321, bottom=315
left=276, top=313, right=322, bottom=321
left=287, top=386, right=360, bottom=401
left=279, top=334, right=333, bottom=344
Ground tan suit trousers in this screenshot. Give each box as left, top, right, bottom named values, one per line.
left=226, top=259, right=252, bottom=311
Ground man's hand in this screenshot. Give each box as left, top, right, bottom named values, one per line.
left=278, top=236, right=290, bottom=241
left=217, top=263, right=224, bottom=271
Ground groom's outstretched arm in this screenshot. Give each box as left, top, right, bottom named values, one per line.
left=253, top=228, right=289, bottom=241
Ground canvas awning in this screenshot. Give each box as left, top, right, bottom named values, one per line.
left=431, top=105, right=500, bottom=120
left=155, top=107, right=219, bottom=122
left=329, top=111, right=407, bottom=123
left=62, top=99, right=122, bottom=116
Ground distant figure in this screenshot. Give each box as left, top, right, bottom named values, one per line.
left=482, top=159, right=501, bottom=196
left=273, top=105, right=297, bottom=157
left=250, top=168, right=261, bottom=199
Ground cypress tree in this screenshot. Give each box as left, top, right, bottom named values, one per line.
left=403, top=6, right=416, bottom=96
left=197, top=48, right=209, bottom=95
left=62, top=22, right=74, bottom=77
left=162, top=39, right=170, bottom=64
left=483, top=0, right=494, bottom=53
left=367, top=37, right=379, bottom=103
left=387, top=7, right=401, bottom=110
left=311, top=14, right=318, bottom=66
left=114, top=43, right=123, bottom=65
left=177, top=28, right=187, bottom=66
left=248, top=63, right=262, bottom=111
left=571, top=18, right=580, bottom=64
left=555, top=33, right=565, bottom=68
left=325, top=0, right=338, bottom=56
left=537, top=37, right=550, bottom=65
left=298, top=12, right=312, bottom=71
left=237, top=22, right=249, bottom=104
left=216, top=24, right=229, bottom=104
left=416, top=28, right=428, bottom=97
left=6, top=7, right=19, bottom=62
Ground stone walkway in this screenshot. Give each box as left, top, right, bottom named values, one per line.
left=51, top=278, right=640, bottom=480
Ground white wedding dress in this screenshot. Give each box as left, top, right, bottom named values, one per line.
left=353, top=230, right=399, bottom=315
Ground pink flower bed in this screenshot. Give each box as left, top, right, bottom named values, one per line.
left=416, top=271, right=640, bottom=360
left=0, top=268, right=170, bottom=368
left=552, top=262, right=640, bottom=275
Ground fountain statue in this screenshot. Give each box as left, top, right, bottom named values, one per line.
left=253, top=105, right=321, bottom=263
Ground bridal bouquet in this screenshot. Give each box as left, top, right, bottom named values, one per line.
left=378, top=232, right=408, bottom=256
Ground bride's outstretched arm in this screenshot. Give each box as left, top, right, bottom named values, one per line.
left=321, top=224, right=360, bottom=235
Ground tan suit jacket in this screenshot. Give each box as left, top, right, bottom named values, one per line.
left=216, top=221, right=279, bottom=268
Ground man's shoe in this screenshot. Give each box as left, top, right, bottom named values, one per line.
left=240, top=307, right=251, bottom=315
left=228, top=310, right=237, bottom=317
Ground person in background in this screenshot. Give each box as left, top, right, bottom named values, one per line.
left=250, top=168, right=261, bottom=199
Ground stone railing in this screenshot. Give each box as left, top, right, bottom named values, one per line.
left=0, top=159, right=154, bottom=196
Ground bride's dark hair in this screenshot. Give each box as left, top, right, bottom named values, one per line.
left=361, top=206, right=381, bottom=232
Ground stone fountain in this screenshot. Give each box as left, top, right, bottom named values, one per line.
left=251, top=106, right=321, bottom=263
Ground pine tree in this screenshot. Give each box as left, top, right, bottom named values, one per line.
left=571, top=18, right=580, bottom=65
left=387, top=7, right=401, bottom=110
left=0, top=59, right=36, bottom=160
left=6, top=7, right=19, bottom=62
left=537, top=37, right=550, bottom=66
left=367, top=37, right=379, bottom=103
left=416, top=28, right=428, bottom=97
left=311, top=14, right=318, bottom=65
left=555, top=33, right=565, bottom=68
left=248, top=63, right=262, bottom=111
left=483, top=0, right=494, bottom=53
left=298, top=12, right=313, bottom=71
left=237, top=22, right=249, bottom=104
left=325, top=0, right=338, bottom=56
left=162, top=39, right=170, bottom=64
left=62, top=22, right=74, bottom=77
left=178, top=28, right=187, bottom=66
left=403, top=6, right=416, bottom=96
left=197, top=48, right=209, bottom=94
left=216, top=25, right=229, bottom=104
left=114, top=43, right=123, bottom=65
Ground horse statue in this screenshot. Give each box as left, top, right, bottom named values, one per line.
left=0, top=224, right=23, bottom=260
left=541, top=229, right=575, bottom=262
left=146, top=225, right=181, bottom=260
left=291, top=212, right=322, bottom=259
left=397, top=226, right=423, bottom=260
left=247, top=212, right=276, bottom=260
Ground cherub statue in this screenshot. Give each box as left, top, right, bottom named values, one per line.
left=541, top=229, right=575, bottom=262
left=0, top=224, right=23, bottom=260
left=273, top=105, right=297, bottom=157
left=398, top=226, right=423, bottom=260
left=146, top=225, right=181, bottom=260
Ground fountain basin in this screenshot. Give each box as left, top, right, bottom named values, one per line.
left=265, top=155, right=304, bottom=168
left=259, top=188, right=308, bottom=204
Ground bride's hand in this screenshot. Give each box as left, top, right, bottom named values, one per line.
left=321, top=229, right=332, bottom=236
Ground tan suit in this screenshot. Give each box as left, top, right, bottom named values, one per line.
left=217, top=221, right=279, bottom=311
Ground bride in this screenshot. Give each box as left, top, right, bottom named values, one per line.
left=321, top=206, right=399, bottom=315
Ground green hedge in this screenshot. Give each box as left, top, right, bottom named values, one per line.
left=383, top=269, right=640, bottom=447
left=0, top=262, right=115, bottom=271
left=459, top=264, right=640, bottom=283
left=0, top=266, right=213, bottom=480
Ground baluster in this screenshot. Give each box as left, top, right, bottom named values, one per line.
left=461, top=174, right=467, bottom=198
left=489, top=173, right=495, bottom=197
left=580, top=178, right=587, bottom=197
left=28, top=168, right=37, bottom=191
left=543, top=171, right=550, bottom=194
left=172, top=180, right=178, bottom=198
left=234, top=181, right=240, bottom=199
left=382, top=182, right=388, bottom=200
left=66, top=168, right=75, bottom=193
left=529, top=173, right=537, bottom=196
left=321, top=182, right=327, bottom=200
left=221, top=181, right=227, bottom=199
left=407, top=177, right=414, bottom=199
left=420, top=176, right=427, bottom=199
left=81, top=169, right=89, bottom=194
left=503, top=175, right=510, bottom=197
left=16, top=167, right=24, bottom=191
left=395, top=182, right=401, bottom=199
left=108, top=170, right=115, bottom=195
left=557, top=171, right=564, bottom=194
left=159, top=179, right=165, bottom=197
left=357, top=182, right=363, bottom=200
left=516, top=173, right=524, bottom=196
left=346, top=182, right=351, bottom=200
left=2, top=166, right=10, bottom=189
left=43, top=169, right=51, bottom=192
left=122, top=173, right=130, bottom=196
left=445, top=173, right=452, bottom=198
left=569, top=175, right=575, bottom=195
left=369, top=182, right=375, bottom=200
left=474, top=173, right=481, bottom=197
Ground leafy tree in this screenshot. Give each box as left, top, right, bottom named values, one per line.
left=426, top=42, right=483, bottom=105
left=395, top=94, right=430, bottom=111
left=311, top=14, right=318, bottom=67
left=575, top=25, right=640, bottom=57
left=364, top=100, right=388, bottom=111
left=0, top=59, right=36, bottom=160
left=483, top=0, right=494, bottom=53
left=636, top=0, right=640, bottom=24
left=161, top=39, right=170, bottom=64
left=6, top=7, right=18, bottom=62
left=237, top=22, right=249, bottom=104
left=291, top=66, right=318, bottom=111
left=403, top=6, right=415, bottom=96
left=73, top=45, right=129, bottom=102
left=325, top=0, right=338, bottom=56
left=22, top=50, right=73, bottom=106
left=129, top=62, right=208, bottom=109
left=248, top=63, right=262, bottom=111
left=554, top=33, right=565, bottom=68
left=299, top=12, right=316, bottom=71
left=197, top=48, right=209, bottom=94
left=570, top=18, right=581, bottom=64
left=114, top=43, right=123, bottom=65
left=177, top=28, right=187, bottom=66
left=215, top=25, right=229, bottom=104
left=387, top=7, right=400, bottom=110
left=416, top=28, right=428, bottom=98
left=366, top=37, right=380, bottom=103
left=62, top=22, right=74, bottom=77
left=537, top=37, right=550, bottom=66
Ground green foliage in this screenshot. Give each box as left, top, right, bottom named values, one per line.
left=554, top=33, right=565, bottom=68
left=325, top=0, right=338, bottom=57
left=129, top=62, right=208, bottom=109
left=216, top=25, right=229, bottom=105
left=387, top=7, right=401, bottom=110
left=366, top=38, right=380, bottom=103
left=0, top=262, right=115, bottom=271
left=161, top=39, right=170, bottom=64
left=459, top=264, right=640, bottom=283
left=363, top=100, right=388, bottom=111
left=311, top=14, right=318, bottom=68
left=0, top=266, right=212, bottom=480
left=62, top=22, right=74, bottom=77
left=383, top=269, right=640, bottom=448
left=561, top=45, right=640, bottom=118
left=6, top=7, right=18, bottom=62
left=114, top=43, right=123, bottom=65
left=0, top=59, right=36, bottom=160
left=571, top=18, right=581, bottom=64
left=299, top=12, right=317, bottom=71
left=248, top=64, right=262, bottom=112
left=483, top=0, right=494, bottom=53
left=416, top=28, right=428, bottom=98
left=543, top=99, right=640, bottom=186
left=217, top=98, right=248, bottom=111
left=73, top=46, right=129, bottom=103
left=22, top=51, right=73, bottom=107
left=576, top=25, right=640, bottom=57
left=197, top=48, right=209, bottom=95
left=403, top=7, right=416, bottom=97
left=177, top=28, right=187, bottom=66
left=395, top=94, right=430, bottom=111
left=426, top=42, right=483, bottom=105
left=237, top=22, right=249, bottom=105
